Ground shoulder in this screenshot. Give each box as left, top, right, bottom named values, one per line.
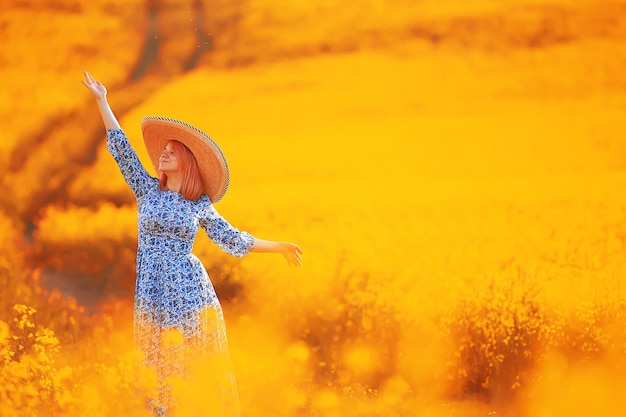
left=196, top=195, right=217, bottom=217
left=197, top=194, right=213, bottom=208
left=138, top=176, right=160, bottom=199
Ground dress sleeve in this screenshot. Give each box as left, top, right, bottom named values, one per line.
left=106, top=129, right=155, bottom=198
left=199, top=201, right=254, bottom=258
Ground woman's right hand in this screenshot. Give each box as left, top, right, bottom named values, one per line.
left=81, top=71, right=121, bottom=130
left=81, top=71, right=107, bottom=101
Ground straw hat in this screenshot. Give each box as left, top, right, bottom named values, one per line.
left=141, top=116, right=230, bottom=203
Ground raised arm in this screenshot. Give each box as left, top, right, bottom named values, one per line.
left=81, top=71, right=154, bottom=198
left=81, top=71, right=121, bottom=130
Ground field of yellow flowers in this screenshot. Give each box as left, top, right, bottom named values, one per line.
left=2, top=0, right=626, bottom=416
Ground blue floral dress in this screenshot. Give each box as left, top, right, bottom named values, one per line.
left=106, top=129, right=253, bottom=416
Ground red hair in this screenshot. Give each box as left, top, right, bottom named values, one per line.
left=159, top=140, right=204, bottom=201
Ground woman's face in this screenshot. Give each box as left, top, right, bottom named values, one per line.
left=158, top=141, right=179, bottom=173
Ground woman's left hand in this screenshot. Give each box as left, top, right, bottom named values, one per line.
left=250, top=238, right=303, bottom=266
left=282, top=242, right=303, bottom=267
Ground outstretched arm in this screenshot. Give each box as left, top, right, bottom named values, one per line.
left=81, top=71, right=121, bottom=130
left=199, top=203, right=303, bottom=267
left=251, top=238, right=303, bottom=267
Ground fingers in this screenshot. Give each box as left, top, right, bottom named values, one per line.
left=81, top=71, right=107, bottom=98
left=292, top=245, right=303, bottom=266
left=82, top=71, right=94, bottom=88
left=284, top=246, right=303, bottom=267
left=295, top=245, right=303, bottom=266
left=83, top=70, right=98, bottom=86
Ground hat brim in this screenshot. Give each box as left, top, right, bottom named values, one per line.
left=141, top=116, right=230, bottom=203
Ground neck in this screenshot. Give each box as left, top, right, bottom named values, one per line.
left=165, top=173, right=183, bottom=193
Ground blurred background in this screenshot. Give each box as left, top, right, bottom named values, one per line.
left=2, top=0, right=626, bottom=415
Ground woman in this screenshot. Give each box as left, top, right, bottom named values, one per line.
left=81, top=71, right=302, bottom=416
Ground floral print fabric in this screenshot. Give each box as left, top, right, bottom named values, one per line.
left=106, top=129, right=253, bottom=416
